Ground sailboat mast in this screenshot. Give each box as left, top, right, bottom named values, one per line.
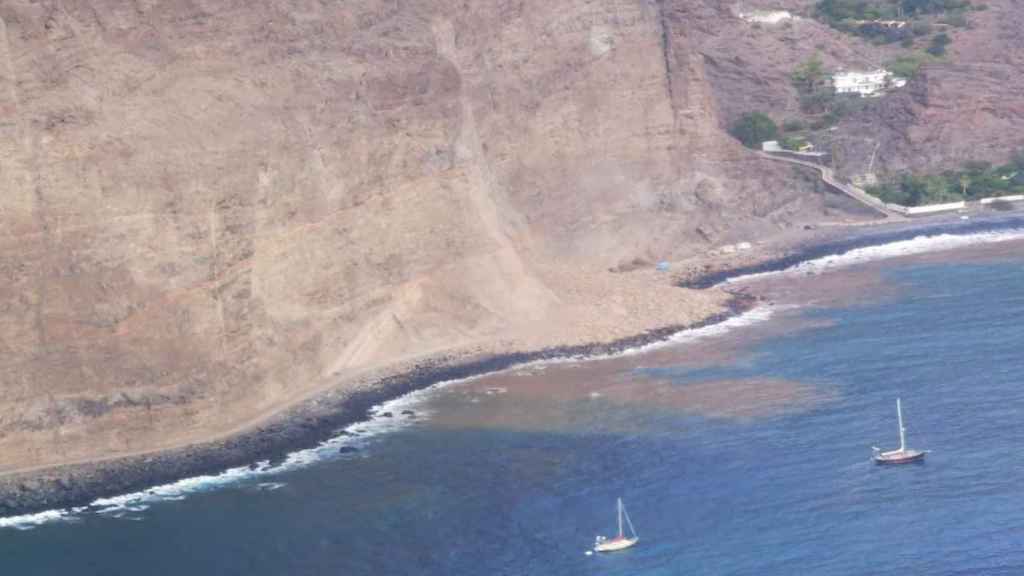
left=897, top=398, right=906, bottom=451
left=622, top=503, right=638, bottom=539
left=617, top=498, right=624, bottom=538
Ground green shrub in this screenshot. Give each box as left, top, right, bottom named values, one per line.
left=886, top=53, right=927, bottom=78
left=927, top=32, right=952, bottom=56
left=791, top=55, right=840, bottom=116
left=783, top=118, right=806, bottom=132
left=828, top=94, right=866, bottom=118
left=729, top=112, right=779, bottom=149
left=791, top=55, right=828, bottom=94
left=816, top=0, right=893, bottom=22
left=911, top=21, right=933, bottom=36
left=800, top=91, right=836, bottom=115
left=779, top=135, right=809, bottom=151
left=815, top=0, right=972, bottom=42
left=938, top=10, right=969, bottom=26
left=866, top=153, right=1024, bottom=206
left=810, top=116, right=830, bottom=131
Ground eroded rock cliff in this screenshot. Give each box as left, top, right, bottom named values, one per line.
left=0, top=0, right=867, bottom=474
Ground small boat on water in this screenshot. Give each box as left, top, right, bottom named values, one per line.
left=593, top=498, right=638, bottom=553
left=873, top=398, right=927, bottom=465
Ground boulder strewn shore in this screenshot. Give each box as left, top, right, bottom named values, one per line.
left=0, top=294, right=756, bottom=517
left=5, top=209, right=1024, bottom=517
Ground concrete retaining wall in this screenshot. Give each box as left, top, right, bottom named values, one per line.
left=882, top=202, right=966, bottom=215
left=979, top=195, right=1024, bottom=205
left=904, top=201, right=966, bottom=215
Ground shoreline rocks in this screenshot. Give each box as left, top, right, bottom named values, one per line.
left=0, top=294, right=756, bottom=517
left=5, top=212, right=1020, bottom=517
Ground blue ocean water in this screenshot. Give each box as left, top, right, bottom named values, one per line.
left=3, top=253, right=1024, bottom=575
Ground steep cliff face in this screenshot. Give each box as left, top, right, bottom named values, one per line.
left=712, top=0, right=1024, bottom=176
left=685, top=1, right=1024, bottom=180
left=0, top=0, right=851, bottom=473
left=837, top=0, right=1024, bottom=175
left=681, top=1, right=896, bottom=128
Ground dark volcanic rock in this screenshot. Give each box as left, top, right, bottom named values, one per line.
left=0, top=291, right=763, bottom=516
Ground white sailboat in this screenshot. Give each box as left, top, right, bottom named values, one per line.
left=593, top=498, right=639, bottom=552
left=873, top=398, right=927, bottom=464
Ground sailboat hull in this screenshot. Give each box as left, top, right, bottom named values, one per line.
left=873, top=449, right=926, bottom=464
left=594, top=537, right=638, bottom=552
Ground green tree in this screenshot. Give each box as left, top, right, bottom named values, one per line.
left=911, top=21, right=933, bottom=36
left=927, top=32, right=952, bottom=56
left=779, top=135, right=809, bottom=151
left=729, top=112, right=779, bottom=149
left=791, top=54, right=828, bottom=94
left=885, top=54, right=926, bottom=78
left=1010, top=148, right=1024, bottom=171
left=783, top=118, right=806, bottom=132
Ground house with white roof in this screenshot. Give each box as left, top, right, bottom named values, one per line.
left=832, top=70, right=908, bottom=97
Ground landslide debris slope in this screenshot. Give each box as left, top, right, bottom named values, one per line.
left=0, top=0, right=864, bottom=475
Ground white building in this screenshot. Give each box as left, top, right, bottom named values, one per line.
left=852, top=19, right=907, bottom=29
left=738, top=10, right=794, bottom=25
left=832, top=70, right=908, bottom=97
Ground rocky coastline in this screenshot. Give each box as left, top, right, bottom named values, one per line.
left=0, top=293, right=758, bottom=517
left=680, top=212, right=1024, bottom=289
left=5, top=209, right=1024, bottom=518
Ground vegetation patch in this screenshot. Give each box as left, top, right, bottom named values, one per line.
left=791, top=55, right=870, bottom=129
left=814, top=0, right=976, bottom=54
left=779, top=135, right=811, bottom=151
left=730, top=112, right=779, bottom=149
left=866, top=153, right=1024, bottom=206
left=884, top=53, right=929, bottom=78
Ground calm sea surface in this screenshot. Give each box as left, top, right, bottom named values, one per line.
left=3, top=242, right=1024, bottom=575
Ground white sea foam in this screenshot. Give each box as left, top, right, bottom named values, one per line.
left=0, top=507, right=85, bottom=531
left=724, top=229, right=1024, bottom=286
left=652, top=305, right=781, bottom=349
left=6, top=226, right=1022, bottom=531
left=513, top=305, right=779, bottom=368
left=0, top=388, right=433, bottom=530
left=0, top=280, right=784, bottom=530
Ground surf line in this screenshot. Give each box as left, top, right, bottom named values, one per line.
left=0, top=301, right=781, bottom=529
left=720, top=228, right=1024, bottom=287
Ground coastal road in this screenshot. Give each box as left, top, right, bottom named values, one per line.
left=757, top=152, right=907, bottom=220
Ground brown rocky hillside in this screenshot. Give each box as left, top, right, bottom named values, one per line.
left=0, top=0, right=1013, bottom=476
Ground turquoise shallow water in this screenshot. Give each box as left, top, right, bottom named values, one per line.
left=3, top=252, right=1024, bottom=575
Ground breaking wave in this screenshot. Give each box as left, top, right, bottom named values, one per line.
left=8, top=225, right=1009, bottom=530
left=544, top=305, right=779, bottom=363
left=723, top=229, right=1024, bottom=286
left=0, top=507, right=87, bottom=531
left=0, top=386, right=438, bottom=530
left=0, top=299, right=780, bottom=530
